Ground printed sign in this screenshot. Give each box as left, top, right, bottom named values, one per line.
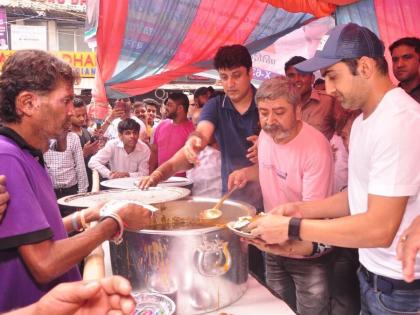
left=0, top=50, right=96, bottom=78
left=11, top=24, right=47, bottom=51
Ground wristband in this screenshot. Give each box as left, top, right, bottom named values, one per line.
left=71, top=211, right=83, bottom=232
left=79, top=209, right=89, bottom=230
left=288, top=217, right=302, bottom=241
left=99, top=203, right=125, bottom=245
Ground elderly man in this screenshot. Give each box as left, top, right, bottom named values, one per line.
left=228, top=76, right=334, bottom=315
left=0, top=50, right=151, bottom=313
left=248, top=23, right=420, bottom=315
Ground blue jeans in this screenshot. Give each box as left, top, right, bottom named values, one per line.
left=358, top=268, right=420, bottom=315
left=265, top=253, right=331, bottom=315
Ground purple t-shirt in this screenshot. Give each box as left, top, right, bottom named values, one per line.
left=0, top=132, right=81, bottom=313
left=153, top=119, right=194, bottom=168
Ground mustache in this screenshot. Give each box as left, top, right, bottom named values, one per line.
left=263, top=124, right=285, bottom=134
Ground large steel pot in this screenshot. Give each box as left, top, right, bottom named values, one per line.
left=109, top=197, right=255, bottom=314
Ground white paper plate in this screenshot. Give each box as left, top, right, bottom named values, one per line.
left=101, top=176, right=193, bottom=189
left=226, top=221, right=257, bottom=239
left=57, top=187, right=190, bottom=208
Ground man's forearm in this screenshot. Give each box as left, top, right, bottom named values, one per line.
left=153, top=149, right=194, bottom=181
left=299, top=190, right=350, bottom=219
left=245, top=164, right=259, bottom=182
left=19, top=219, right=118, bottom=285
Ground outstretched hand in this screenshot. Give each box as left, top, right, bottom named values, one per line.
left=32, top=276, right=135, bottom=315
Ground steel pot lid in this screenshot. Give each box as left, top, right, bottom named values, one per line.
left=100, top=176, right=193, bottom=189
left=57, top=187, right=190, bottom=208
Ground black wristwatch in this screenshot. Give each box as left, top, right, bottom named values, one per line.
left=288, top=217, right=302, bottom=241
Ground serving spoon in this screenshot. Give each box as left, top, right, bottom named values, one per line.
left=199, top=186, right=238, bottom=220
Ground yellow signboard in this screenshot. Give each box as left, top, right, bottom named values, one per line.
left=0, top=50, right=96, bottom=78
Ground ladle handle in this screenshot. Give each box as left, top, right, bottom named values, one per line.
left=213, top=186, right=238, bottom=210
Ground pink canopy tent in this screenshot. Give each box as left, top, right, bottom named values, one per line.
left=87, top=0, right=419, bottom=102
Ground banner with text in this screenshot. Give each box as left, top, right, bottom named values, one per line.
left=0, top=50, right=96, bottom=78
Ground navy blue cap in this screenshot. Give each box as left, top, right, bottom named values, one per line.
left=295, top=23, right=384, bottom=73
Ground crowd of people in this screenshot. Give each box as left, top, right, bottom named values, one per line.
left=0, top=22, right=419, bottom=315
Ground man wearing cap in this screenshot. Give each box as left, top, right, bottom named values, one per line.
left=247, top=23, right=420, bottom=314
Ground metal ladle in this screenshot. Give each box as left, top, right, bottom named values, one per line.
left=199, top=186, right=238, bottom=220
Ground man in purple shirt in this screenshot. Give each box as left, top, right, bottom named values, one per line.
left=0, top=50, right=151, bottom=313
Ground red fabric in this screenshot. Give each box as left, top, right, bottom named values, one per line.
left=95, top=0, right=128, bottom=102
left=260, top=0, right=336, bottom=17
left=374, top=0, right=420, bottom=82
left=110, top=0, right=267, bottom=97
left=260, top=0, right=359, bottom=17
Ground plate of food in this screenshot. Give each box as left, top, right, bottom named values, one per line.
left=227, top=216, right=257, bottom=239
left=227, top=213, right=267, bottom=239
left=132, top=292, right=176, bottom=315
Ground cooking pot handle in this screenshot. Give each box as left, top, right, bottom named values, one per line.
left=194, top=241, right=232, bottom=277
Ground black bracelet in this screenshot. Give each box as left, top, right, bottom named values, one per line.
left=288, top=217, right=302, bottom=241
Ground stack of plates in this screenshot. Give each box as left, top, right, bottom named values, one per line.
left=100, top=176, right=193, bottom=189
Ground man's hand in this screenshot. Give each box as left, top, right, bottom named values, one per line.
left=137, top=171, right=163, bottom=190
left=397, top=215, right=420, bottom=283
left=108, top=108, right=125, bottom=121
left=246, top=135, right=258, bottom=164
left=270, top=202, right=303, bottom=217
left=0, top=175, right=9, bottom=222
left=228, top=168, right=249, bottom=191
left=109, top=172, right=130, bottom=179
left=31, top=276, right=135, bottom=315
left=83, top=140, right=100, bottom=158
left=248, top=214, right=291, bottom=244
left=118, top=203, right=152, bottom=230
left=246, top=238, right=313, bottom=258
left=183, top=134, right=203, bottom=165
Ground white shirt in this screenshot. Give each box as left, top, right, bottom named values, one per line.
left=348, top=88, right=420, bottom=279
left=104, top=116, right=146, bottom=140
left=44, top=132, right=88, bottom=193
left=186, top=146, right=222, bottom=197
left=88, top=138, right=150, bottom=179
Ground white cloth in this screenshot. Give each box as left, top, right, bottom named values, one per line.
left=330, top=133, right=348, bottom=193
left=186, top=146, right=222, bottom=197
left=103, top=116, right=146, bottom=140
left=348, top=87, right=420, bottom=279
left=88, top=138, right=150, bottom=179
left=44, top=132, right=88, bottom=193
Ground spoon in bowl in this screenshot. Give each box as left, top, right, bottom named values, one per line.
left=199, top=186, right=238, bottom=220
